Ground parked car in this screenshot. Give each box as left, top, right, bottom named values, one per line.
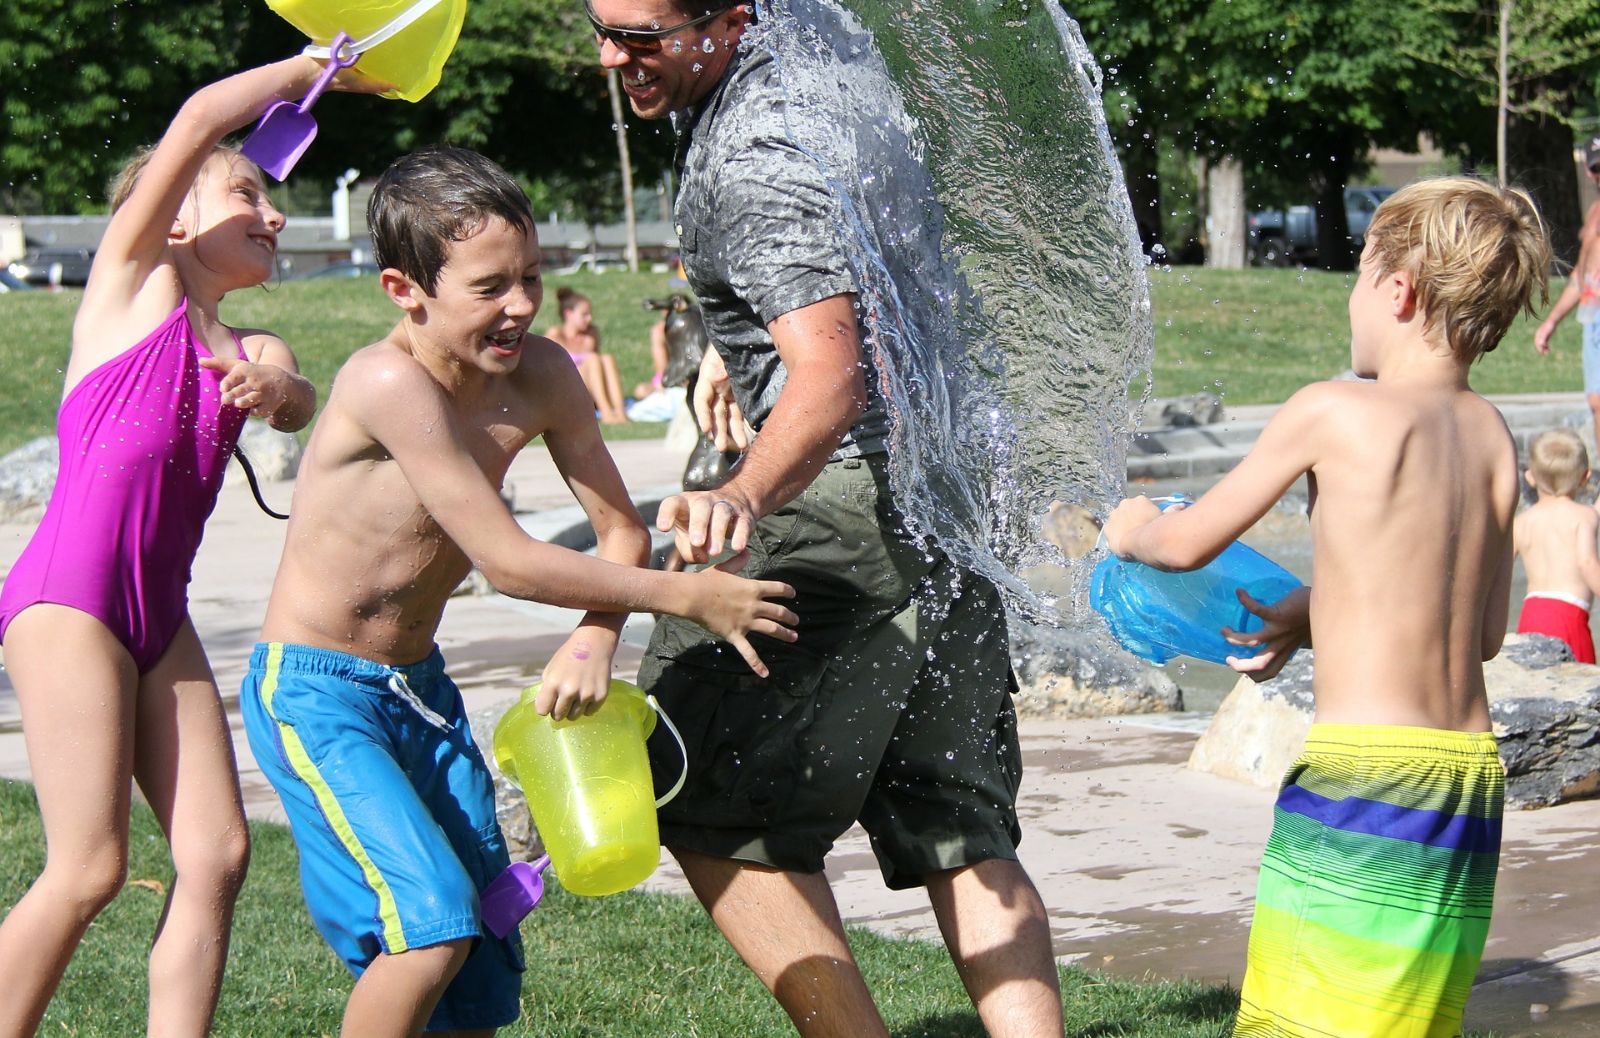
left=1248, top=186, right=1395, bottom=267
left=0, top=267, right=36, bottom=293
left=291, top=260, right=382, bottom=280
left=9, top=246, right=94, bottom=287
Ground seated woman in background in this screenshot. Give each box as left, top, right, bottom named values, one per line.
left=546, top=287, right=628, bottom=424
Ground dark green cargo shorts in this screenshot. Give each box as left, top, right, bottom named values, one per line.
left=641, top=454, right=1022, bottom=889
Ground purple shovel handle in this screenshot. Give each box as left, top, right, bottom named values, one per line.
left=481, top=854, right=551, bottom=940
left=297, top=32, right=359, bottom=115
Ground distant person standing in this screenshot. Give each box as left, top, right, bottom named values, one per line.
left=1513, top=428, right=1600, bottom=663
left=1534, top=153, right=1600, bottom=450
left=1581, top=136, right=1600, bottom=245
left=545, top=286, right=629, bottom=423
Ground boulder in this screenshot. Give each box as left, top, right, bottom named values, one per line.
left=1011, top=620, right=1183, bottom=718
left=225, top=420, right=302, bottom=485
left=468, top=699, right=543, bottom=861
left=1188, top=634, right=1600, bottom=809
left=0, top=436, right=58, bottom=521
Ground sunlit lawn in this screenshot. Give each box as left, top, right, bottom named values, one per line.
left=0, top=778, right=1245, bottom=1037
left=0, top=266, right=1582, bottom=455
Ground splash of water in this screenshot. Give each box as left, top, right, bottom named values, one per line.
left=750, top=0, right=1152, bottom=625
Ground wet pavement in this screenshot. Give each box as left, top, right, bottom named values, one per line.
left=3, top=420, right=1600, bottom=1034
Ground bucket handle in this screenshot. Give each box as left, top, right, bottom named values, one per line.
left=646, top=694, right=688, bottom=808
left=300, top=0, right=451, bottom=62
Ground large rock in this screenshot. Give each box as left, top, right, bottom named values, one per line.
left=225, top=420, right=302, bottom=485
left=1011, top=620, right=1183, bottom=718
left=468, top=699, right=543, bottom=862
left=0, top=436, right=58, bottom=521
left=1188, top=634, right=1600, bottom=809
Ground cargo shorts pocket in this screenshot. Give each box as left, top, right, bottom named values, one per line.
left=648, top=638, right=832, bottom=828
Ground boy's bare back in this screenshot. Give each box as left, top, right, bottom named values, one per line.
left=1514, top=495, right=1600, bottom=603
left=261, top=330, right=604, bottom=664
left=1292, top=380, right=1516, bottom=730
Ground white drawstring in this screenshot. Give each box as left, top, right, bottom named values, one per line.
left=387, top=670, right=454, bottom=732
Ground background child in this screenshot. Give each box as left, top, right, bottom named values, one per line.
left=1104, top=176, right=1551, bottom=1037
left=1512, top=428, right=1600, bottom=662
left=0, top=58, right=381, bottom=1034
left=545, top=285, right=629, bottom=423
left=240, top=146, right=796, bottom=1035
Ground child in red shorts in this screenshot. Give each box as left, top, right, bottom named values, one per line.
left=1514, top=428, right=1600, bottom=662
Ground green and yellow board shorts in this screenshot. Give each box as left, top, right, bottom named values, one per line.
left=1234, top=723, right=1504, bottom=1038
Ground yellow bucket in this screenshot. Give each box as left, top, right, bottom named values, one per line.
left=265, top=0, right=467, bottom=102
left=493, top=680, right=686, bottom=897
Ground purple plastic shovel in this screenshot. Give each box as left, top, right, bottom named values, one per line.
left=242, top=32, right=359, bottom=181
left=481, top=855, right=551, bottom=939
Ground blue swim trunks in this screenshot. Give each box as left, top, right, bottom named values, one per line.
left=1584, top=318, right=1600, bottom=396
left=240, top=642, right=523, bottom=1031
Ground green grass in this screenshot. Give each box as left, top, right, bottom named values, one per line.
left=0, top=267, right=1584, bottom=455
left=0, top=778, right=1240, bottom=1037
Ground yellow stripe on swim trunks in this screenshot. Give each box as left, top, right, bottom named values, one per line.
left=260, top=642, right=409, bottom=953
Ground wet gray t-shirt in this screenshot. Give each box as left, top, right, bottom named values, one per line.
left=673, top=44, right=890, bottom=460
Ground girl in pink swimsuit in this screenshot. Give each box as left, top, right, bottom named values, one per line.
left=0, top=59, right=382, bottom=1034
left=544, top=286, right=630, bottom=423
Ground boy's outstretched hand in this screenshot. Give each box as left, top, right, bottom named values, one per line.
left=685, top=552, right=798, bottom=677
left=1224, top=586, right=1311, bottom=682
left=536, top=626, right=621, bottom=720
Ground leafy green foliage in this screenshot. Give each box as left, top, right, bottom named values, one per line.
left=0, top=0, right=244, bottom=212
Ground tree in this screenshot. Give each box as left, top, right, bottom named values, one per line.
left=0, top=0, right=244, bottom=213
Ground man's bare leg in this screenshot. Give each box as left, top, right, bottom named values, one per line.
left=673, top=848, right=890, bottom=1038
left=925, top=858, right=1063, bottom=1038
left=341, top=939, right=474, bottom=1038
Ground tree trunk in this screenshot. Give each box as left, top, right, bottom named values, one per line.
left=1310, top=144, right=1355, bottom=272
left=1497, top=0, right=1511, bottom=188
left=606, top=68, right=640, bottom=273
left=1508, top=108, right=1582, bottom=265
left=1121, top=131, right=1162, bottom=258
left=1205, top=156, right=1247, bottom=270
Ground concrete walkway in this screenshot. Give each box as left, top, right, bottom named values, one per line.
left=3, top=413, right=1600, bottom=1035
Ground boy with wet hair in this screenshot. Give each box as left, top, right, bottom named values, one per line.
left=1513, top=428, right=1600, bottom=663
left=1105, top=176, right=1552, bottom=1037
left=240, top=145, right=796, bottom=1035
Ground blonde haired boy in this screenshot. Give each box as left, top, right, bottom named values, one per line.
left=1513, top=428, right=1600, bottom=663
left=1105, top=176, right=1551, bottom=1037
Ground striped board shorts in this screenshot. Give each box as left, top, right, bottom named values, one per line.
left=1233, top=723, right=1504, bottom=1038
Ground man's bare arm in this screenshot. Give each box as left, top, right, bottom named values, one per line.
left=657, top=293, right=867, bottom=562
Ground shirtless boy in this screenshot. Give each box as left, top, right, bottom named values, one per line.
left=1513, top=428, right=1600, bottom=662
left=239, top=146, right=795, bottom=1036
left=1105, top=176, right=1551, bottom=1037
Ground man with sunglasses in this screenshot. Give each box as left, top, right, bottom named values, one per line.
left=584, top=2, right=1065, bottom=1036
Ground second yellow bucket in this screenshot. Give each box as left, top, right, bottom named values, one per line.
left=493, top=680, right=686, bottom=897
left=265, top=0, right=467, bottom=102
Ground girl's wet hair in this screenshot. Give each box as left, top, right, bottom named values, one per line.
left=1364, top=176, right=1552, bottom=363
left=367, top=145, right=534, bottom=295
left=556, top=286, right=589, bottom=314
left=107, top=143, right=246, bottom=212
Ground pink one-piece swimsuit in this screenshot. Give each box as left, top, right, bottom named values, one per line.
left=0, top=300, right=247, bottom=673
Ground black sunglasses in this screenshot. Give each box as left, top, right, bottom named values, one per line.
left=585, top=6, right=729, bottom=54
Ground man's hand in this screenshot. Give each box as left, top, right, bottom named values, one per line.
left=656, top=486, right=760, bottom=565
left=1224, top=585, right=1311, bottom=682
left=693, top=348, right=751, bottom=452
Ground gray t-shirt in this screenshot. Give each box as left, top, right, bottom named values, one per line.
left=673, top=44, right=891, bottom=460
